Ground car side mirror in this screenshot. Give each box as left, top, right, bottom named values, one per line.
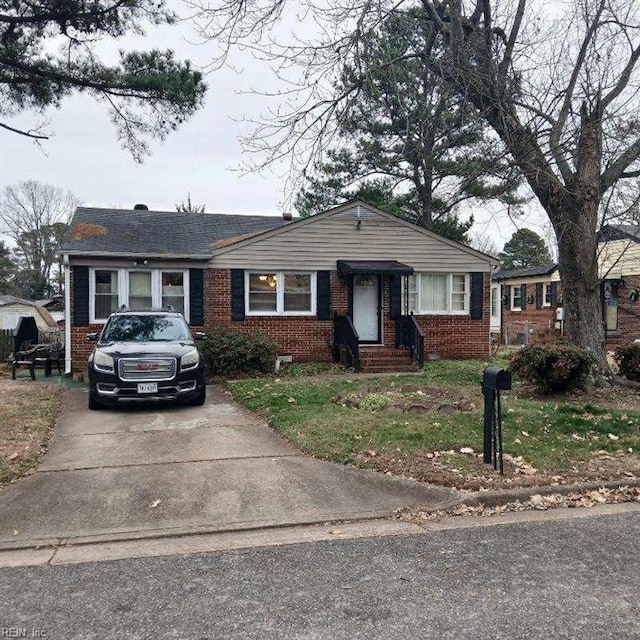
left=85, top=332, right=99, bottom=342
left=193, top=331, right=207, bottom=341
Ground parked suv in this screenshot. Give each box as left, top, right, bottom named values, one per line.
left=86, top=309, right=206, bottom=410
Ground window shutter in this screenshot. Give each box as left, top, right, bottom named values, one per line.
left=189, top=268, right=204, bottom=325
left=520, top=284, right=527, bottom=310
left=549, top=282, right=558, bottom=305
left=470, top=272, right=484, bottom=320
left=231, top=269, right=245, bottom=321
left=535, top=282, right=543, bottom=309
left=503, top=285, right=511, bottom=308
left=390, top=275, right=402, bottom=319
left=316, top=271, right=331, bottom=320
left=73, top=266, right=90, bottom=326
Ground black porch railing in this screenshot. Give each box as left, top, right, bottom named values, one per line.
left=395, top=314, right=425, bottom=368
left=333, top=314, right=360, bottom=372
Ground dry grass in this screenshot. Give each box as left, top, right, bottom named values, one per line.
left=0, top=376, right=62, bottom=486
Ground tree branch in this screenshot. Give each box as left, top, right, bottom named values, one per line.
left=0, top=121, right=48, bottom=140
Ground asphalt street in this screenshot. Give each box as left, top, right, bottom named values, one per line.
left=1, top=510, right=638, bottom=639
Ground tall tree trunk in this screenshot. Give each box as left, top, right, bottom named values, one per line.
left=554, top=199, right=607, bottom=372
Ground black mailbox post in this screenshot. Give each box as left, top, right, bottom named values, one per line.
left=482, top=366, right=511, bottom=474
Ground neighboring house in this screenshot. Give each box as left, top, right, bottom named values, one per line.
left=60, top=201, right=498, bottom=374
left=0, top=295, right=59, bottom=331
left=493, top=264, right=561, bottom=345
left=492, top=223, right=640, bottom=346
left=597, top=224, right=640, bottom=346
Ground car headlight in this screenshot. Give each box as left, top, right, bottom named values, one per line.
left=93, top=349, right=115, bottom=373
left=181, top=348, right=200, bottom=370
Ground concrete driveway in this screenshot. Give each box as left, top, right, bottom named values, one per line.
left=0, top=386, right=462, bottom=551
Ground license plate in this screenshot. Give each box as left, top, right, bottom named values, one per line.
left=137, top=382, right=158, bottom=394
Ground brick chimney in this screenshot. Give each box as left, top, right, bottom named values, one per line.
left=282, top=211, right=293, bottom=221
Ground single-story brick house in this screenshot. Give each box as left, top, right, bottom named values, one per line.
left=60, top=200, right=498, bottom=374
left=492, top=223, right=640, bottom=346
left=493, top=264, right=562, bottom=345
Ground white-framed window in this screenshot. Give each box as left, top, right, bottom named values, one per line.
left=89, top=268, right=190, bottom=322
left=543, top=282, right=552, bottom=307
left=245, top=271, right=316, bottom=315
left=405, top=273, right=470, bottom=315
left=511, top=285, right=522, bottom=311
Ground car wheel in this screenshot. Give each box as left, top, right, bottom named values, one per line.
left=88, top=390, right=102, bottom=411
left=188, top=384, right=206, bottom=406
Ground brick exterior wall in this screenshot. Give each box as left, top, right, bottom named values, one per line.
left=501, top=282, right=562, bottom=345
left=69, top=266, right=493, bottom=371
left=413, top=274, right=492, bottom=359
left=207, top=269, right=492, bottom=361
left=606, top=275, right=640, bottom=347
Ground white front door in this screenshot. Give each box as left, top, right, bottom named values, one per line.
left=353, top=275, right=380, bottom=342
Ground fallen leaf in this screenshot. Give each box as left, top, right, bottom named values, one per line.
left=287, top=397, right=296, bottom=403
left=329, top=529, right=342, bottom=535
left=8, top=452, right=19, bottom=461
left=608, top=433, right=620, bottom=441
left=13, top=530, right=19, bottom=536
left=150, top=500, right=161, bottom=508
left=459, top=447, right=475, bottom=454
left=521, top=431, right=530, bottom=437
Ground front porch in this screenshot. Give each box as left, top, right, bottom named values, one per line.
left=332, top=260, right=424, bottom=372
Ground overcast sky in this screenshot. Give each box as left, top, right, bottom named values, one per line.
left=0, top=4, right=552, bottom=253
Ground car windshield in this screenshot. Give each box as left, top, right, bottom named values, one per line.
left=101, top=315, right=192, bottom=342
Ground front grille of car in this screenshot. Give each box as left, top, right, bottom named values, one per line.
left=118, top=358, right=177, bottom=381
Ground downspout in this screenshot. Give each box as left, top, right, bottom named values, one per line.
left=63, top=255, right=72, bottom=375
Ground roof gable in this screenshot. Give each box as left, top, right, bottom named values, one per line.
left=61, top=207, right=287, bottom=258
left=212, top=199, right=498, bottom=265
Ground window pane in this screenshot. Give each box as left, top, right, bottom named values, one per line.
left=249, top=273, right=277, bottom=312
left=95, top=270, right=118, bottom=318
left=544, top=284, right=551, bottom=305
left=421, top=274, right=447, bottom=312
left=407, top=275, right=418, bottom=313
left=162, top=272, right=184, bottom=295
left=451, top=275, right=466, bottom=311
left=284, top=274, right=311, bottom=312
left=129, top=272, right=152, bottom=309
left=162, top=272, right=184, bottom=313
left=491, top=287, right=499, bottom=317
left=512, top=287, right=522, bottom=309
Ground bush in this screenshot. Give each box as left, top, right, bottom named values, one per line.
left=508, top=343, right=596, bottom=393
left=613, top=342, right=640, bottom=381
left=201, top=327, right=278, bottom=378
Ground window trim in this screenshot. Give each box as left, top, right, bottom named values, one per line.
left=89, top=268, right=190, bottom=323
left=511, top=286, right=522, bottom=311
left=542, top=282, right=552, bottom=307
left=245, top=271, right=317, bottom=316
left=405, top=272, right=470, bottom=316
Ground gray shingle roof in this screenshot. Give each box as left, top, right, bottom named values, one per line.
left=493, top=263, right=557, bottom=280
left=598, top=224, right=640, bottom=243
left=61, top=207, right=288, bottom=258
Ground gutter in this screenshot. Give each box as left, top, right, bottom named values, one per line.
left=63, top=255, right=71, bottom=375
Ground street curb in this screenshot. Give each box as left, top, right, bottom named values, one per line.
left=457, top=477, right=640, bottom=509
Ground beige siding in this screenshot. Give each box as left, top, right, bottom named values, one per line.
left=0, top=304, right=50, bottom=330
left=598, top=239, right=640, bottom=278
left=212, top=207, right=493, bottom=272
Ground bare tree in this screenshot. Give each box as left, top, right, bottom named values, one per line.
left=191, top=0, right=640, bottom=373
left=0, top=180, right=79, bottom=298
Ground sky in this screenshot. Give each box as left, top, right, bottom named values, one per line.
left=0, top=3, right=553, bottom=254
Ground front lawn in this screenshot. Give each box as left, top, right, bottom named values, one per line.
left=0, top=377, right=62, bottom=486
left=227, top=360, right=640, bottom=490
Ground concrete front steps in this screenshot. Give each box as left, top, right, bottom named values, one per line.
left=359, top=346, right=420, bottom=373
